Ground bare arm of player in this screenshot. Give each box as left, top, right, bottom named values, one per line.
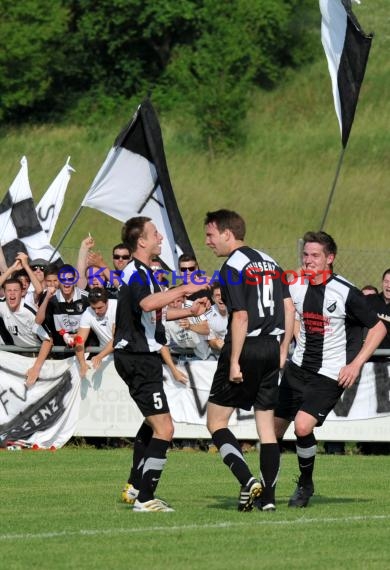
left=338, top=320, right=387, bottom=388
left=141, top=280, right=210, bottom=313
left=280, top=297, right=295, bottom=369
left=229, top=310, right=248, bottom=383
left=166, top=297, right=210, bottom=321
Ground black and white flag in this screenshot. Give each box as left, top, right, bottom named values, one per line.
left=320, top=0, right=373, bottom=147
left=82, top=99, right=195, bottom=271
left=36, top=156, right=75, bottom=241
left=0, top=157, right=61, bottom=266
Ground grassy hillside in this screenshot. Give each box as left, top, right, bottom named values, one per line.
left=0, top=0, right=388, bottom=287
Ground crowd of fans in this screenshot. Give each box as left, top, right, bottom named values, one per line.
left=1, top=238, right=389, bottom=453
left=0, top=241, right=229, bottom=387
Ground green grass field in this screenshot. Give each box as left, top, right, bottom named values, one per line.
left=1, top=447, right=390, bottom=569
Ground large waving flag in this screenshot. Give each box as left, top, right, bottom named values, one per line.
left=82, top=99, right=195, bottom=271
left=320, top=0, right=373, bottom=148
left=36, top=157, right=75, bottom=241
left=0, top=157, right=61, bottom=266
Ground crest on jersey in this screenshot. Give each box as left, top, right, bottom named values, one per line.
left=326, top=301, right=337, bottom=313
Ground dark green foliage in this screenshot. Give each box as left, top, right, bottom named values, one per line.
left=0, top=0, right=319, bottom=149
left=0, top=0, right=69, bottom=122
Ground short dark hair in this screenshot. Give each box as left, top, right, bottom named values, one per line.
left=361, top=285, right=379, bottom=294
left=44, top=264, right=59, bottom=278
left=3, top=278, right=23, bottom=290
left=12, top=269, right=29, bottom=281
left=121, top=217, right=151, bottom=253
left=88, top=287, right=109, bottom=304
left=178, top=253, right=197, bottom=265
left=112, top=243, right=130, bottom=256
left=211, top=281, right=222, bottom=293
left=382, top=268, right=390, bottom=281
left=204, top=209, right=246, bottom=240
left=303, top=231, right=337, bottom=256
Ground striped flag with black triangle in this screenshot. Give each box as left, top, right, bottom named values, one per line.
left=82, top=99, right=195, bottom=271
left=0, top=157, right=62, bottom=266
left=320, top=0, right=373, bottom=148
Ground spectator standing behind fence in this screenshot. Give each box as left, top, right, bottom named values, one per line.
left=0, top=253, right=43, bottom=306
left=365, top=269, right=390, bottom=350
left=164, top=295, right=211, bottom=361
left=274, top=231, right=387, bottom=508
left=77, top=236, right=131, bottom=293
left=75, top=287, right=117, bottom=377
left=204, top=209, right=295, bottom=512
left=114, top=216, right=210, bottom=512
left=36, top=265, right=91, bottom=356
left=0, top=278, right=53, bottom=386
left=206, top=281, right=228, bottom=356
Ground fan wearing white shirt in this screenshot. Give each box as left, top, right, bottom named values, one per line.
left=75, top=288, right=117, bottom=377
left=207, top=281, right=228, bottom=354
left=0, top=278, right=53, bottom=387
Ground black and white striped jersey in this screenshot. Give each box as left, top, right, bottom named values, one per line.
left=43, top=287, right=90, bottom=346
left=219, top=246, right=290, bottom=342
left=291, top=273, right=379, bottom=380
left=114, top=258, right=166, bottom=353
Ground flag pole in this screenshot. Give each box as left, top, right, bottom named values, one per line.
left=49, top=205, right=83, bottom=262
left=319, top=146, right=346, bottom=231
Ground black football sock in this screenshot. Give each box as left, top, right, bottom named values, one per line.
left=259, top=443, right=280, bottom=503
left=296, top=433, right=317, bottom=484
left=212, top=428, right=254, bottom=487
left=128, top=422, right=153, bottom=488
left=137, top=438, right=170, bottom=503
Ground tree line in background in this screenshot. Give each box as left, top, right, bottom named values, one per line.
left=0, top=0, right=319, bottom=151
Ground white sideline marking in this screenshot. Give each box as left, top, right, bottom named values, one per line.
left=1, top=514, right=390, bottom=541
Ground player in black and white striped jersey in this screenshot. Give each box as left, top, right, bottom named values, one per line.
left=204, top=209, right=295, bottom=512
left=275, top=231, right=387, bottom=508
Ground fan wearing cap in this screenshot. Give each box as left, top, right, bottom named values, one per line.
left=26, top=257, right=49, bottom=306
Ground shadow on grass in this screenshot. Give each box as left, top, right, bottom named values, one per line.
left=206, top=494, right=369, bottom=510
left=310, top=495, right=370, bottom=505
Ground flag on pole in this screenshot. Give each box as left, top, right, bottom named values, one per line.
left=36, top=157, right=75, bottom=241
left=82, top=99, right=195, bottom=271
left=0, top=157, right=62, bottom=266
left=320, top=0, right=373, bottom=147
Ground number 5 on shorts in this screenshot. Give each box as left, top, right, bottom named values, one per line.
left=153, top=392, right=163, bottom=410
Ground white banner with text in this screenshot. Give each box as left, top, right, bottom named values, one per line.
left=1, top=351, right=390, bottom=446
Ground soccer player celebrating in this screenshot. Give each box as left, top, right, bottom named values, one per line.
left=204, top=209, right=294, bottom=511
left=275, top=231, right=387, bottom=508
left=114, top=216, right=210, bottom=512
